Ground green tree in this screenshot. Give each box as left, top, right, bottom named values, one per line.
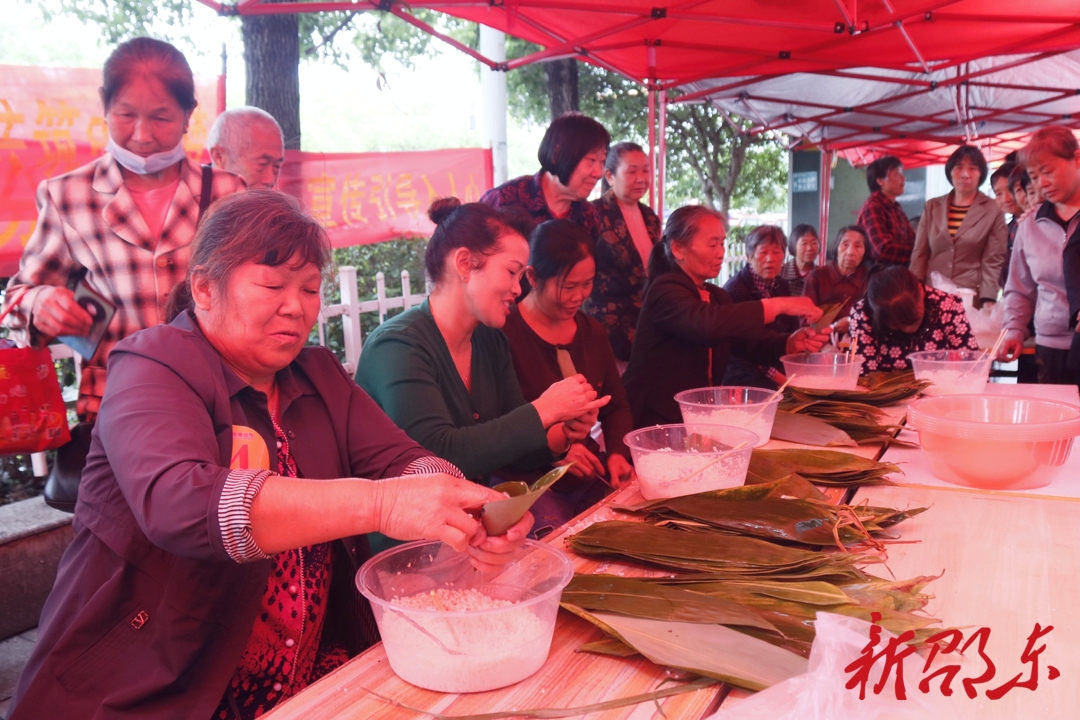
left=31, top=1, right=457, bottom=147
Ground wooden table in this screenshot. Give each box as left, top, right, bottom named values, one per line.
left=716, top=383, right=1080, bottom=719
left=269, top=383, right=1075, bottom=719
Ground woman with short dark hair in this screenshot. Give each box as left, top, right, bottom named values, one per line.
left=856, top=155, right=916, bottom=266
left=623, top=207, right=828, bottom=427
left=585, top=141, right=662, bottom=363
left=356, top=198, right=608, bottom=484
left=780, top=223, right=819, bottom=296
left=9, top=191, right=532, bottom=719
left=479, top=112, right=609, bottom=239
left=910, top=145, right=1008, bottom=308
left=848, top=265, right=978, bottom=373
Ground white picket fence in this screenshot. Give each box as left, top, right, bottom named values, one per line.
left=316, top=266, right=428, bottom=375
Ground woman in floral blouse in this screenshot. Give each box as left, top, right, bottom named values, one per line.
left=585, top=142, right=662, bottom=363
left=479, top=112, right=608, bottom=240
left=848, top=265, right=979, bottom=373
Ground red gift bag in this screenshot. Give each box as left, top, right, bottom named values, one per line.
left=1, top=290, right=72, bottom=454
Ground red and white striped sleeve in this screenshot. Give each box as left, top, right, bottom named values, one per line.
left=218, top=469, right=274, bottom=563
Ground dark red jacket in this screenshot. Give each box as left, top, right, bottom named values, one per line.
left=622, top=266, right=788, bottom=427
left=11, top=312, right=437, bottom=719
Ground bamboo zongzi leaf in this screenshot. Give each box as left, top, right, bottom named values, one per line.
left=574, top=609, right=809, bottom=692
left=563, top=574, right=780, bottom=632
left=770, top=410, right=859, bottom=447
left=482, top=464, right=573, bottom=535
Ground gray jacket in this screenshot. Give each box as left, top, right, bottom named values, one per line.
left=910, top=191, right=1008, bottom=300
left=1002, top=205, right=1075, bottom=350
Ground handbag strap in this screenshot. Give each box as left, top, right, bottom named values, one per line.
left=197, top=163, right=214, bottom=227
left=0, top=285, right=34, bottom=325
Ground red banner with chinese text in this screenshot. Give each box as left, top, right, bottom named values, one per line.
left=278, top=149, right=494, bottom=248
left=0, top=65, right=220, bottom=276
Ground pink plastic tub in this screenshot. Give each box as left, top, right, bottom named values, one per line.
left=907, top=395, right=1080, bottom=490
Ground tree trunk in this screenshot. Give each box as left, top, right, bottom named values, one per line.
left=242, top=10, right=301, bottom=149
left=544, top=59, right=579, bottom=120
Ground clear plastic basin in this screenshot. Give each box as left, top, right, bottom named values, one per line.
left=907, top=395, right=1080, bottom=489
left=624, top=423, right=757, bottom=499
left=908, top=350, right=991, bottom=396
left=781, top=353, right=864, bottom=390
left=356, top=539, right=572, bottom=692
left=675, top=386, right=780, bottom=448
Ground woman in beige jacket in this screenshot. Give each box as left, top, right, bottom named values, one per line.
left=910, top=146, right=1008, bottom=308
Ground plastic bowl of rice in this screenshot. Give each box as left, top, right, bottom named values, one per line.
left=675, top=386, right=780, bottom=448
left=624, top=424, right=758, bottom=500
left=356, top=539, right=573, bottom=692
left=781, top=352, right=864, bottom=390
left=908, top=349, right=991, bottom=395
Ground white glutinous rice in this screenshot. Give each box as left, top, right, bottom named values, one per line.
left=789, top=374, right=858, bottom=390
left=379, top=587, right=550, bottom=692
left=920, top=368, right=987, bottom=395
left=683, top=408, right=770, bottom=446
left=634, top=447, right=745, bottom=498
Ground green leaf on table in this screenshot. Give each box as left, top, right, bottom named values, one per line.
left=576, top=636, right=640, bottom=657
left=787, top=370, right=930, bottom=406
left=770, top=410, right=858, bottom=447
left=562, top=574, right=780, bottom=632
left=569, top=520, right=871, bottom=578
left=482, top=464, right=573, bottom=535
left=569, top=608, right=809, bottom=692
left=812, top=301, right=845, bottom=332
left=749, top=448, right=901, bottom=487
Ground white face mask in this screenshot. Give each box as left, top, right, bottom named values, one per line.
left=106, top=138, right=188, bottom=175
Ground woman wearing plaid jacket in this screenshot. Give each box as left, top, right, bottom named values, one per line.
left=1, top=37, right=243, bottom=420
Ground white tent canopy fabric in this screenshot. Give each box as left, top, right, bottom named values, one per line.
left=685, top=50, right=1080, bottom=166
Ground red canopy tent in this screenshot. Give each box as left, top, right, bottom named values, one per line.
left=197, top=1, right=1080, bottom=89
left=195, top=0, right=1080, bottom=224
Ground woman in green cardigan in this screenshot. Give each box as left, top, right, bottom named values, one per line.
left=356, top=198, right=609, bottom=483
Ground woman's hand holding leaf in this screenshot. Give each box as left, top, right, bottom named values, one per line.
left=371, top=473, right=531, bottom=557
left=466, top=511, right=532, bottom=572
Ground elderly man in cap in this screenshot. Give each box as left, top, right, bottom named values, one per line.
left=208, top=106, right=285, bottom=190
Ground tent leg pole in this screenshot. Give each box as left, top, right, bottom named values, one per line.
left=480, top=26, right=508, bottom=185
left=818, top=149, right=833, bottom=265
left=658, top=89, right=667, bottom=220
left=218, top=43, right=227, bottom=115
left=647, top=88, right=656, bottom=211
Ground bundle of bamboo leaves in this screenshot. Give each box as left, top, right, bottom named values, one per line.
left=564, top=573, right=941, bottom=665
left=563, top=483, right=939, bottom=691
left=776, top=398, right=906, bottom=444
left=787, top=369, right=930, bottom=406
left=615, top=478, right=919, bottom=548
left=570, top=520, right=874, bottom=579
left=747, top=448, right=901, bottom=488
